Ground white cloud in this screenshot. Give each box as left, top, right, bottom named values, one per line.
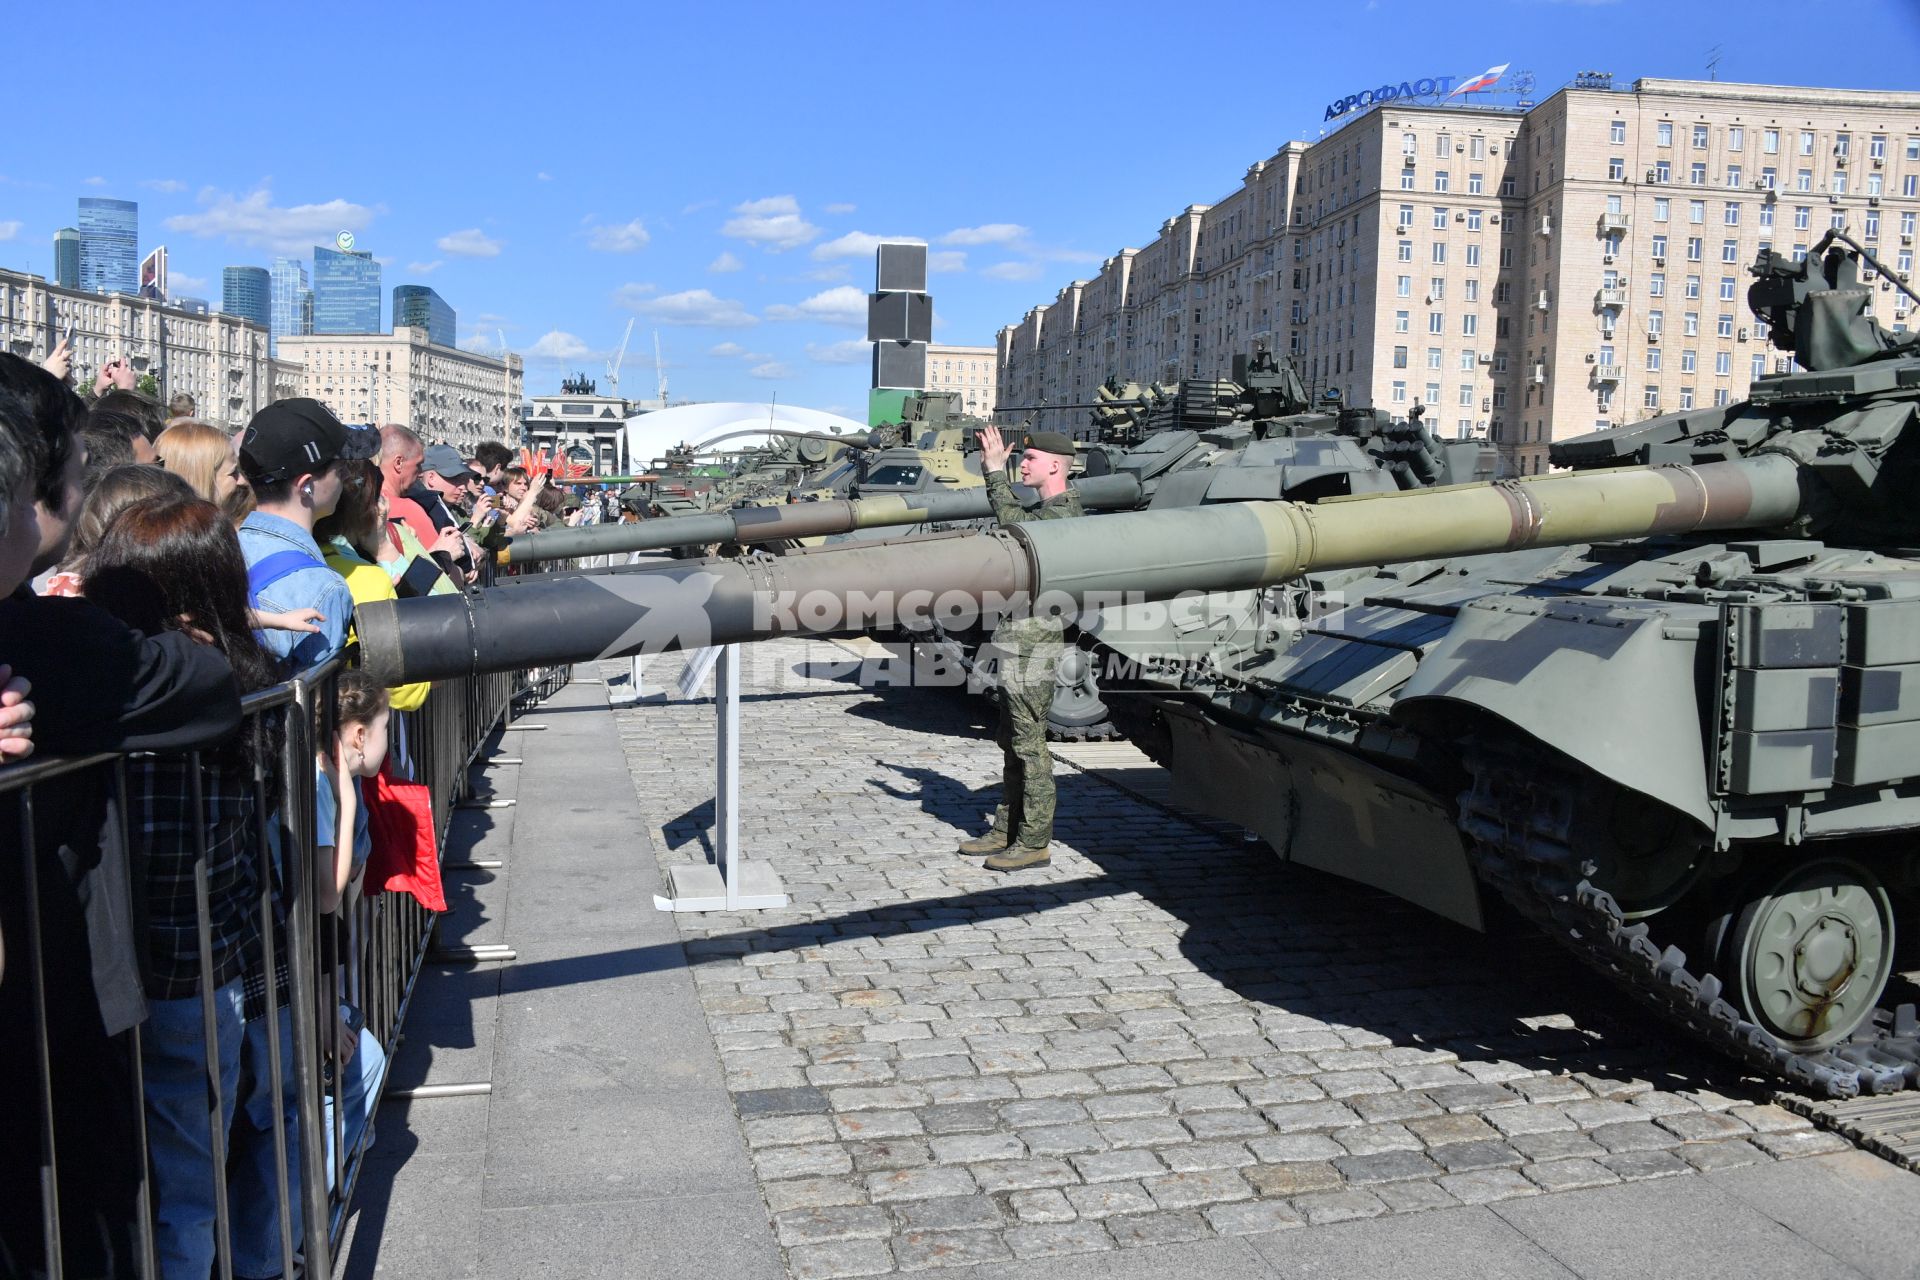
left=459, top=332, right=502, bottom=353
left=801, top=264, right=851, bottom=283
left=141, top=178, right=187, bottom=194
left=981, top=261, right=1043, bottom=282
left=536, top=171, right=554, bottom=181
left=0, top=221, right=19, bottom=242
left=765, top=285, right=867, bottom=327
left=811, top=230, right=925, bottom=262
left=749, top=361, right=791, bottom=380
left=169, top=272, right=208, bottom=294
left=626, top=288, right=758, bottom=327
left=588, top=218, right=651, bottom=252
left=929, top=250, right=966, bottom=274
left=720, top=194, right=820, bottom=251
left=824, top=202, right=856, bottom=215
left=165, top=187, right=377, bottom=255
left=940, top=223, right=1029, bottom=246
left=708, top=251, right=743, bottom=273
left=373, top=256, right=396, bottom=268
left=406, top=260, right=443, bottom=274
left=437, top=227, right=503, bottom=257
left=710, top=342, right=748, bottom=357
left=82, top=176, right=107, bottom=188
left=806, top=339, right=870, bottom=365
left=527, top=330, right=592, bottom=361
left=1040, top=247, right=1104, bottom=264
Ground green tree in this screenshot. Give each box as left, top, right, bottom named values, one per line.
left=136, top=373, right=159, bottom=399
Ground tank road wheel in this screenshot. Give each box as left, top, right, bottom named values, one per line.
left=1570, top=779, right=1707, bottom=919
left=1045, top=647, right=1116, bottom=741
left=1721, top=857, right=1897, bottom=1052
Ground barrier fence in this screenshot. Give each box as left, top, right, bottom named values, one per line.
left=3, top=648, right=553, bottom=1280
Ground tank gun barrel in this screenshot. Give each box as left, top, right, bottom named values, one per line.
left=494, top=473, right=1146, bottom=565
left=363, top=455, right=1806, bottom=685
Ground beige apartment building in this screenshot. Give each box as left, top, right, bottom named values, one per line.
left=277, top=329, right=523, bottom=447
left=0, top=266, right=275, bottom=427
left=925, top=343, right=999, bottom=417
left=997, top=77, right=1920, bottom=474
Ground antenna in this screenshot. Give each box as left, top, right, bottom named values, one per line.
left=653, top=330, right=667, bottom=403
left=606, top=317, right=634, bottom=394
left=1706, top=44, right=1723, bottom=81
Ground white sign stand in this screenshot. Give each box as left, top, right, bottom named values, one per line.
left=653, top=645, right=790, bottom=912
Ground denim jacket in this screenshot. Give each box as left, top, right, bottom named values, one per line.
left=237, top=510, right=353, bottom=670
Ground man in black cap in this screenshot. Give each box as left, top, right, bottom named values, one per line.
left=235, top=398, right=380, bottom=669
left=959, top=425, right=1083, bottom=871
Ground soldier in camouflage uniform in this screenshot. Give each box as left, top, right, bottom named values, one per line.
left=958, top=427, right=1083, bottom=871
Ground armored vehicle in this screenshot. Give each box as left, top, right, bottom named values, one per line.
left=364, top=233, right=1920, bottom=1094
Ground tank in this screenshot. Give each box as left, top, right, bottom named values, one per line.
left=362, top=234, right=1920, bottom=1096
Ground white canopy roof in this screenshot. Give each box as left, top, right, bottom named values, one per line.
left=623, top=402, right=868, bottom=469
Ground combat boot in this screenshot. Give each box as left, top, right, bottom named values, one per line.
left=957, top=829, right=1012, bottom=856
left=984, top=844, right=1051, bottom=872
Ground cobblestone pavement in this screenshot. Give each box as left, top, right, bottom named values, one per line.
left=608, top=642, right=1853, bottom=1278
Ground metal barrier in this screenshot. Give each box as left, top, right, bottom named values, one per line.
left=1, top=648, right=547, bottom=1279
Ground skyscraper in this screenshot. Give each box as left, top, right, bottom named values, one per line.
left=77, top=197, right=138, bottom=294
left=52, top=228, right=80, bottom=289
left=392, top=284, right=455, bottom=348
left=311, top=244, right=381, bottom=334
left=223, top=266, right=272, bottom=329
left=270, top=257, right=311, bottom=354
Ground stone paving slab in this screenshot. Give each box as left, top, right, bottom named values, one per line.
left=606, top=640, right=1898, bottom=1277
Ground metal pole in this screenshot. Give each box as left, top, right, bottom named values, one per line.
left=718, top=645, right=740, bottom=907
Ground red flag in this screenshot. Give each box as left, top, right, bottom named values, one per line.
left=362, top=762, right=446, bottom=912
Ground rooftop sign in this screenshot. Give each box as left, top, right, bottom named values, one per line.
left=1324, top=62, right=1509, bottom=121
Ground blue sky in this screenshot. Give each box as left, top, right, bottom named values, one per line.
left=4, top=0, right=1915, bottom=416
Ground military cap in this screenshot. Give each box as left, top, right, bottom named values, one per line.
left=1021, top=430, right=1076, bottom=457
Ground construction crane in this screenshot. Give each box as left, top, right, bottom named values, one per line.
left=606, top=318, right=635, bottom=394
left=653, top=330, right=668, bottom=404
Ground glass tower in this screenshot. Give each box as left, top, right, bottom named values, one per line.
left=392, top=284, right=455, bottom=348
left=77, top=197, right=138, bottom=294
left=52, top=228, right=80, bottom=288
left=311, top=245, right=381, bottom=334
left=222, top=266, right=272, bottom=329
left=270, top=257, right=311, bottom=354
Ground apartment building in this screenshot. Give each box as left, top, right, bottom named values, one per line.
left=277, top=328, right=523, bottom=447
left=0, top=266, right=274, bottom=427
left=997, top=77, right=1920, bottom=473
left=924, top=343, right=999, bottom=417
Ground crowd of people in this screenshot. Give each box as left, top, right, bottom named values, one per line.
left=0, top=349, right=574, bottom=1279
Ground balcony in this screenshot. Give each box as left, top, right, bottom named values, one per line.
left=1534, top=291, right=1552, bottom=311
left=1536, top=217, right=1554, bottom=237
left=1595, top=287, right=1628, bottom=308
left=1598, top=212, right=1631, bottom=235
left=1593, top=364, right=1622, bottom=384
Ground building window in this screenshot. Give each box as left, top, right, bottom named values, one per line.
left=1761, top=166, right=1777, bottom=190
left=1436, top=133, right=1451, bottom=158
left=1835, top=132, right=1851, bottom=157
left=1727, top=164, right=1743, bottom=187
left=1467, top=172, right=1484, bottom=195
left=1752, top=353, right=1767, bottom=378
left=1719, top=276, right=1736, bottom=301
left=1610, top=120, right=1627, bottom=144
left=1650, top=272, right=1666, bottom=297
left=1651, top=232, right=1668, bottom=258
left=1434, top=170, right=1450, bottom=193
left=1400, top=171, right=1416, bottom=190
left=1432, top=206, right=1448, bottom=230
left=1690, top=162, right=1707, bottom=185
left=1396, top=274, right=1411, bottom=297
left=1647, top=348, right=1663, bottom=371
left=1397, top=204, right=1414, bottom=229
left=1653, top=198, right=1669, bottom=222
left=1716, top=351, right=1732, bottom=375
left=1687, top=237, right=1703, bottom=261
left=1763, top=128, right=1780, bottom=154
left=1684, top=312, right=1701, bottom=337
left=1458, top=383, right=1474, bottom=406
left=1722, top=239, right=1738, bottom=263
left=1395, top=310, right=1410, bottom=333
left=1729, top=126, right=1744, bottom=152
left=1464, top=279, right=1480, bottom=302
left=1680, top=387, right=1695, bottom=410
left=1681, top=349, right=1697, bottom=373
left=1466, top=209, right=1483, bottom=231
left=1649, top=309, right=1664, bottom=335
left=1391, top=380, right=1407, bottom=402
left=1724, top=201, right=1740, bottom=226
left=1689, top=200, right=1706, bottom=224
left=1397, top=241, right=1413, bottom=262
left=1799, top=130, right=1815, bottom=156
left=1657, top=122, right=1673, bottom=147
left=1645, top=385, right=1660, bottom=410
left=1462, top=314, right=1478, bottom=336
left=1430, top=277, right=1446, bottom=300
left=1609, top=157, right=1626, bottom=181
left=1759, top=203, right=1774, bottom=228
left=1432, top=243, right=1447, bottom=264
left=1393, top=345, right=1408, bottom=368
left=1471, top=135, right=1486, bottom=159
left=1794, top=205, right=1812, bottom=230
left=1796, top=168, right=1813, bottom=192
left=1427, top=347, right=1443, bottom=370
left=1429, top=312, right=1445, bottom=334
left=1654, top=160, right=1672, bottom=183
left=1459, top=349, right=1477, bottom=370
left=1717, top=313, right=1735, bottom=337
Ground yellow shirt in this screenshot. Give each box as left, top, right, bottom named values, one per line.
left=323, top=538, right=431, bottom=711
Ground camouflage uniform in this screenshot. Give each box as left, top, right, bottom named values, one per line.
left=981, top=468, right=1083, bottom=850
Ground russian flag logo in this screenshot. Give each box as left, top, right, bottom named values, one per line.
left=1448, top=63, right=1509, bottom=97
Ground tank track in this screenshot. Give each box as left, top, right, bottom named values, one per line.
left=1458, top=754, right=1920, bottom=1101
